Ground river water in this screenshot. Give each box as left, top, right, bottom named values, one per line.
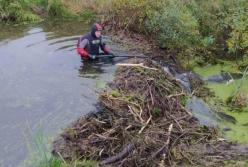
left=0, top=20, right=133, bottom=167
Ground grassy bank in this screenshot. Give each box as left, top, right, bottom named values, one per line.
left=0, top=0, right=96, bottom=23
left=70, top=0, right=248, bottom=64
left=19, top=130, right=97, bottom=167
left=103, top=0, right=248, bottom=63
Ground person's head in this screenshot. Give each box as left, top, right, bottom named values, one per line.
left=91, top=23, right=103, bottom=38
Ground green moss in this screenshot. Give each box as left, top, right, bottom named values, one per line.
left=221, top=110, right=248, bottom=144
left=180, top=96, right=188, bottom=107
left=206, top=78, right=248, bottom=105
left=193, top=61, right=239, bottom=78
left=96, top=80, right=106, bottom=89
left=111, top=89, right=121, bottom=97
left=193, top=60, right=248, bottom=101
left=153, top=107, right=161, bottom=117
left=194, top=61, right=248, bottom=144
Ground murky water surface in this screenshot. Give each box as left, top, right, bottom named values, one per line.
left=0, top=20, right=133, bottom=167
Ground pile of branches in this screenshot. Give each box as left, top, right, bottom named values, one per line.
left=53, top=59, right=248, bottom=166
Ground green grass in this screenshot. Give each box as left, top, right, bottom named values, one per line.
left=0, top=0, right=41, bottom=23
left=222, top=111, right=248, bottom=144
left=207, top=79, right=248, bottom=101
left=224, top=160, right=248, bottom=167
left=79, top=9, right=96, bottom=22
left=193, top=61, right=240, bottom=78
left=193, top=61, right=248, bottom=102
left=48, top=0, right=77, bottom=18
left=20, top=130, right=98, bottom=167
left=0, top=0, right=93, bottom=23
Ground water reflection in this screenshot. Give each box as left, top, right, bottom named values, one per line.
left=0, top=24, right=28, bottom=41
left=78, top=61, right=104, bottom=79
left=0, top=20, right=138, bottom=167
left=0, top=20, right=101, bottom=167
left=77, top=56, right=121, bottom=78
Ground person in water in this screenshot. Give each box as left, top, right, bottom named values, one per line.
left=77, top=23, right=114, bottom=60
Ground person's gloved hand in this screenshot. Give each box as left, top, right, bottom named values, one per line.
left=89, top=54, right=97, bottom=59
left=108, top=52, right=115, bottom=58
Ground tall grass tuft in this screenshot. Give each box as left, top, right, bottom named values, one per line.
left=47, top=0, right=76, bottom=18
left=0, top=0, right=41, bottom=22
left=21, top=129, right=98, bottom=167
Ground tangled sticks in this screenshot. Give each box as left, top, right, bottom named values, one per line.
left=53, top=59, right=248, bottom=166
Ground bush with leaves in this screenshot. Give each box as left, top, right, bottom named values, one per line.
left=223, top=0, right=248, bottom=58
left=146, top=0, right=200, bottom=52
left=0, top=0, right=39, bottom=22
left=0, top=0, right=77, bottom=22
left=102, top=0, right=248, bottom=61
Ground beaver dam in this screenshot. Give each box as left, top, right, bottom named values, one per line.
left=52, top=59, right=248, bottom=166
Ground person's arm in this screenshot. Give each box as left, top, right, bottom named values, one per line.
left=77, top=39, right=89, bottom=57
left=100, top=40, right=110, bottom=54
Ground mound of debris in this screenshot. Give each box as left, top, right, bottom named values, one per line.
left=53, top=59, right=248, bottom=166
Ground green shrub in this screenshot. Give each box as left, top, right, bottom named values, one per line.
left=107, top=0, right=160, bottom=32
left=103, top=0, right=248, bottom=61
left=146, top=0, right=200, bottom=51
left=0, top=0, right=77, bottom=22
left=79, top=9, right=96, bottom=22
left=0, top=0, right=40, bottom=22
left=223, top=0, right=248, bottom=58
left=48, top=0, right=76, bottom=18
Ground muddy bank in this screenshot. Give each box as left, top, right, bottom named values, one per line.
left=52, top=59, right=248, bottom=166
left=104, top=27, right=178, bottom=62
